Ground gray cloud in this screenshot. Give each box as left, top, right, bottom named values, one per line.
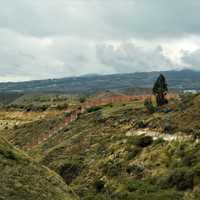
left=1, top=0, right=200, bottom=39
left=0, top=28, right=113, bottom=80
left=0, top=0, right=200, bottom=81
left=96, top=43, right=175, bottom=73
left=182, top=50, right=200, bottom=70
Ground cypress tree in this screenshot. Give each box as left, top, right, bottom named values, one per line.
left=153, top=74, right=168, bottom=106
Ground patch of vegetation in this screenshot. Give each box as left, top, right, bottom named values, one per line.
left=166, top=168, right=194, bottom=190
left=58, top=160, right=84, bottom=184
left=153, top=137, right=165, bottom=146
left=144, top=98, right=155, bottom=114
left=127, top=135, right=153, bottom=147
left=126, top=146, right=141, bottom=160
left=2, top=93, right=200, bottom=199
left=135, top=120, right=147, bottom=128
left=192, top=128, right=200, bottom=139
left=0, top=137, right=75, bottom=200
left=126, top=164, right=144, bottom=177
left=87, top=106, right=102, bottom=113
left=102, top=160, right=123, bottom=177
left=93, top=180, right=105, bottom=192
left=110, top=179, right=183, bottom=200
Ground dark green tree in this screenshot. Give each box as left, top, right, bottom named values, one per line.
left=153, top=74, right=168, bottom=106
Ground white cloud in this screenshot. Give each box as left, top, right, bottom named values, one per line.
left=96, top=42, right=175, bottom=73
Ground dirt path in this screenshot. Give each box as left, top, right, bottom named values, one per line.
left=126, top=128, right=194, bottom=142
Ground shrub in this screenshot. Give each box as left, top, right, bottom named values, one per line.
left=63, top=111, right=71, bottom=117
left=87, top=106, right=102, bottom=113
left=0, top=148, right=20, bottom=161
left=58, top=161, right=83, bottom=184
left=181, top=153, right=197, bottom=167
left=160, top=116, right=173, bottom=133
left=126, top=180, right=157, bottom=193
left=163, top=122, right=174, bottom=133
left=135, top=120, right=146, bottom=128
left=127, top=135, right=153, bottom=148
left=192, top=128, right=200, bottom=139
left=79, top=97, right=86, bottom=103
left=95, top=111, right=106, bottom=123
left=55, top=103, right=68, bottom=110
left=126, top=164, right=144, bottom=178
left=102, top=160, right=122, bottom=177
left=153, top=138, right=165, bottom=146
left=94, top=180, right=105, bottom=192
left=126, top=146, right=141, bottom=160
left=166, top=168, right=193, bottom=190
left=144, top=99, right=155, bottom=114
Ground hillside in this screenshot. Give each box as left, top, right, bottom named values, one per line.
left=0, top=70, right=200, bottom=93
left=1, top=93, right=200, bottom=199
left=0, top=136, right=75, bottom=200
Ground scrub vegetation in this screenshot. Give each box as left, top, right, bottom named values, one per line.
left=0, top=90, right=200, bottom=199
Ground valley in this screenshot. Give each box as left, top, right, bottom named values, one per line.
left=0, top=91, right=200, bottom=199
left=2, top=1, right=200, bottom=199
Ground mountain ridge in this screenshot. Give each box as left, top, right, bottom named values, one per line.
left=0, top=69, right=200, bottom=93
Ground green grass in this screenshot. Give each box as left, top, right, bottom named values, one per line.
left=0, top=137, right=75, bottom=200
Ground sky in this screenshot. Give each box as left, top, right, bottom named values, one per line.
left=1, top=0, right=200, bottom=82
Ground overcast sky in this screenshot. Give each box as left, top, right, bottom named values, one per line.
left=1, top=0, right=200, bottom=82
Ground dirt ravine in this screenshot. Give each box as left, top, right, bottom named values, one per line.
left=23, top=95, right=142, bottom=150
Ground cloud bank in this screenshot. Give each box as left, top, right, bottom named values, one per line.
left=0, top=0, right=200, bottom=81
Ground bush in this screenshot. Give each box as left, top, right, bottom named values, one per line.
left=126, top=146, right=141, bottom=160
left=55, top=103, right=68, bottom=110
left=127, top=135, right=153, bottom=148
left=25, top=104, right=48, bottom=112
left=144, top=99, right=155, bottom=114
left=126, top=164, right=144, bottom=178
left=135, top=120, right=146, bottom=128
left=153, top=138, right=165, bottom=146
left=79, top=97, right=86, bottom=103
left=166, top=168, right=194, bottom=190
left=63, top=111, right=71, bottom=117
left=87, top=106, right=102, bottom=113
left=95, top=111, right=106, bottom=123
left=111, top=190, right=182, bottom=200
left=94, top=180, right=105, bottom=192
left=102, top=160, right=122, bottom=177
left=192, top=128, right=200, bottom=139
left=58, top=161, right=83, bottom=184
left=163, top=122, right=174, bottom=133
left=126, top=180, right=157, bottom=193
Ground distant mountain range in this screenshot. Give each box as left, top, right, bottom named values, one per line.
left=0, top=70, right=200, bottom=93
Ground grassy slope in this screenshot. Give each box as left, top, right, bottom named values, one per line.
left=146, top=94, right=200, bottom=134
left=0, top=136, right=75, bottom=200
left=28, top=102, right=186, bottom=199
left=2, top=115, right=64, bottom=148
left=1, top=95, right=200, bottom=199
